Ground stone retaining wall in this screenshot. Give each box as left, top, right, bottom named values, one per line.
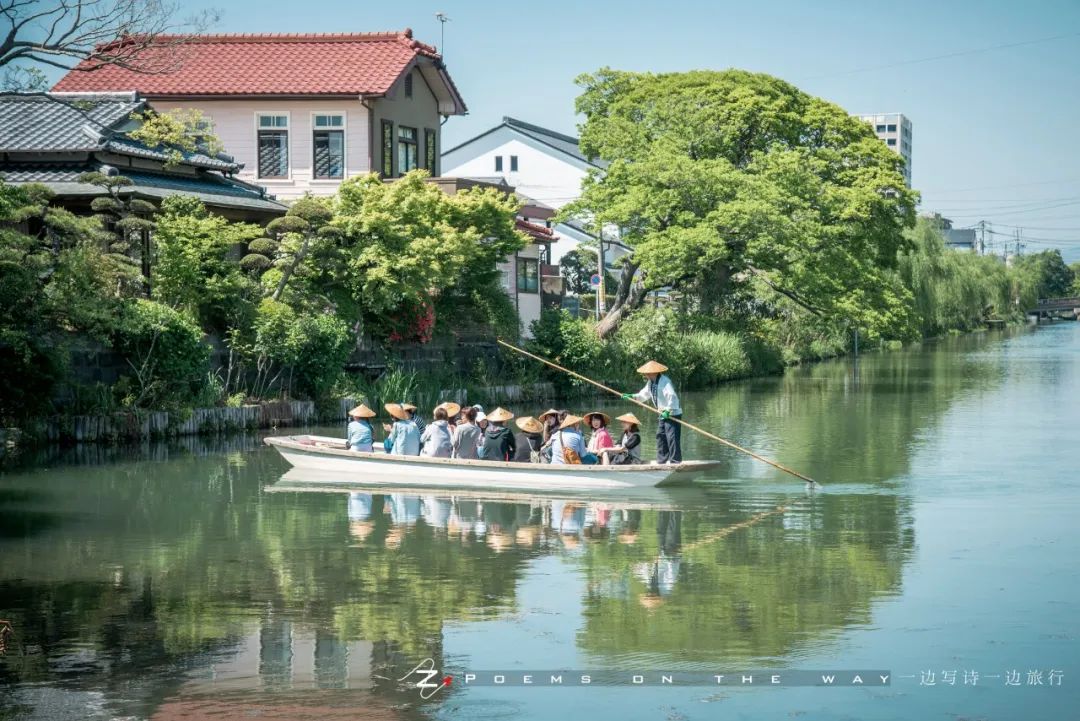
left=41, top=400, right=315, bottom=444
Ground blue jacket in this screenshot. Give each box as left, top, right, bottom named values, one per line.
left=384, top=419, right=421, bottom=456
left=550, top=428, right=587, bottom=464
left=347, top=420, right=374, bottom=451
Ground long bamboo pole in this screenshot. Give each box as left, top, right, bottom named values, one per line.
left=497, top=339, right=818, bottom=486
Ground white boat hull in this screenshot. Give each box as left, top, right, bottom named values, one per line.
left=264, top=435, right=719, bottom=491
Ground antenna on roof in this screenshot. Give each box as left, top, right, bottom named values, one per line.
left=435, top=12, right=451, bottom=58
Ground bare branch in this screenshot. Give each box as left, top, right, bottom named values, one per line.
left=0, top=0, right=219, bottom=81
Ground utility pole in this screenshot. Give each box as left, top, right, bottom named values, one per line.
left=978, top=220, right=986, bottom=256
left=597, top=237, right=606, bottom=317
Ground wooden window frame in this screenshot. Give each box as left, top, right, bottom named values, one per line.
left=398, top=125, right=418, bottom=173
left=255, top=112, right=291, bottom=180
left=381, top=119, right=394, bottom=177
left=311, top=112, right=346, bottom=180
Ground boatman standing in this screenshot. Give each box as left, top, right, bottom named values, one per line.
left=622, top=360, right=683, bottom=463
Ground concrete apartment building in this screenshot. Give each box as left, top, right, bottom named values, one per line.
left=857, top=113, right=912, bottom=186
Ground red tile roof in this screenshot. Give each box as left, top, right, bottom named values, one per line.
left=52, top=29, right=450, bottom=100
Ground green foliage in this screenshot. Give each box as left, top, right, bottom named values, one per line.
left=153, top=196, right=263, bottom=330
left=894, top=217, right=1015, bottom=335
left=126, top=109, right=225, bottom=167
left=527, top=308, right=611, bottom=392
left=248, top=299, right=352, bottom=399
left=615, top=307, right=754, bottom=386
left=113, top=300, right=210, bottom=410
left=43, top=242, right=126, bottom=341
left=335, top=171, right=526, bottom=340
left=1011, top=249, right=1074, bottom=301
left=565, top=67, right=918, bottom=339
left=248, top=237, right=279, bottom=256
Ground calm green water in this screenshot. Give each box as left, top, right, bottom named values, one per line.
left=1, top=325, right=1078, bottom=720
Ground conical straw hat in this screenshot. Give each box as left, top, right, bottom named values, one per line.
left=538, top=408, right=560, bottom=420
left=616, top=412, right=642, bottom=426
left=401, top=402, right=417, bottom=412
left=487, top=407, right=514, bottom=423
left=436, top=401, right=461, bottom=417
left=583, top=411, right=610, bottom=426
left=559, top=414, right=583, bottom=430
left=636, top=360, right=668, bottom=374
left=384, top=403, right=409, bottom=421
left=349, top=404, right=376, bottom=418
left=516, top=416, right=543, bottom=434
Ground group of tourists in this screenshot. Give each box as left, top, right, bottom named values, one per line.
left=345, top=359, right=683, bottom=465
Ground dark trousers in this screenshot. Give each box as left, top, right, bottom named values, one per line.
left=656, top=415, right=682, bottom=464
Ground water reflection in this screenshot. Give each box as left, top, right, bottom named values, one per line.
left=4, top=330, right=1049, bottom=719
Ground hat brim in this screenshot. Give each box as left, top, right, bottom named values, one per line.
left=538, top=408, right=561, bottom=420
left=616, top=413, right=642, bottom=426
left=384, top=403, right=410, bottom=421
left=515, top=417, right=544, bottom=434
left=487, top=407, right=514, bottom=423
left=583, top=412, right=611, bottom=425
left=558, top=415, right=583, bottom=430
left=437, top=401, right=461, bottom=417
left=636, top=360, right=669, bottom=374
left=349, top=404, right=376, bottom=418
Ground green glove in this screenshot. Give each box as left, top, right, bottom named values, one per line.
left=660, top=410, right=671, bottom=420
left=620, top=393, right=633, bottom=401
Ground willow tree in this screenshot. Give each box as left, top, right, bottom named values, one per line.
left=562, top=68, right=919, bottom=337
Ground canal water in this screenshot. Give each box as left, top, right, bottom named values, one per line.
left=1, top=325, right=1078, bottom=720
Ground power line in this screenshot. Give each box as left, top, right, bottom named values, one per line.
left=800, top=31, right=1080, bottom=80
left=919, top=177, right=1080, bottom=193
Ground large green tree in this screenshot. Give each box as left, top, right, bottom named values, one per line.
left=562, top=68, right=919, bottom=337
left=333, top=171, right=526, bottom=340
left=1012, top=249, right=1074, bottom=301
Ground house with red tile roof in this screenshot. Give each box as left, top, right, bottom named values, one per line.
left=53, top=29, right=467, bottom=200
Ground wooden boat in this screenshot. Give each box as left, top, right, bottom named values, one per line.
left=264, top=434, right=722, bottom=490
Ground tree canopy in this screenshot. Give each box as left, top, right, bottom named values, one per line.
left=562, top=68, right=919, bottom=337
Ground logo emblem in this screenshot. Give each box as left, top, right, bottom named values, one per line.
left=398, top=658, right=452, bottom=699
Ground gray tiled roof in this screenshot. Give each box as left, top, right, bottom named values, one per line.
left=0, top=92, right=142, bottom=151
left=443, top=116, right=609, bottom=169
left=503, top=117, right=607, bottom=168
left=2, top=163, right=285, bottom=213
left=0, top=92, right=240, bottom=171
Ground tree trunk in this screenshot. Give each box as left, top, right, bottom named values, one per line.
left=271, top=235, right=310, bottom=302
left=595, top=260, right=647, bottom=338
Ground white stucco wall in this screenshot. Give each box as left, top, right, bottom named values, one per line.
left=153, top=99, right=371, bottom=200
left=496, top=242, right=543, bottom=338
left=443, top=126, right=605, bottom=265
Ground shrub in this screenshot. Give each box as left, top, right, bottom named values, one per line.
left=248, top=238, right=279, bottom=256
left=113, top=300, right=210, bottom=410
left=250, top=299, right=352, bottom=399
left=683, top=331, right=752, bottom=385
left=527, top=308, right=608, bottom=393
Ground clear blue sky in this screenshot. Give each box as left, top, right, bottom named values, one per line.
left=38, top=0, right=1080, bottom=261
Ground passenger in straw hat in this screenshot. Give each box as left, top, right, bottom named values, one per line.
left=621, top=360, right=683, bottom=463
left=382, top=403, right=421, bottom=456
left=584, top=411, right=614, bottom=456
left=549, top=414, right=597, bottom=465
left=401, top=402, right=426, bottom=436
left=512, top=416, right=545, bottom=463
left=436, top=401, right=461, bottom=434
left=345, top=404, right=376, bottom=452
left=601, top=413, right=643, bottom=465
left=478, top=407, right=516, bottom=461
left=420, top=405, right=454, bottom=458
left=538, top=408, right=560, bottom=444
left=452, top=406, right=482, bottom=460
